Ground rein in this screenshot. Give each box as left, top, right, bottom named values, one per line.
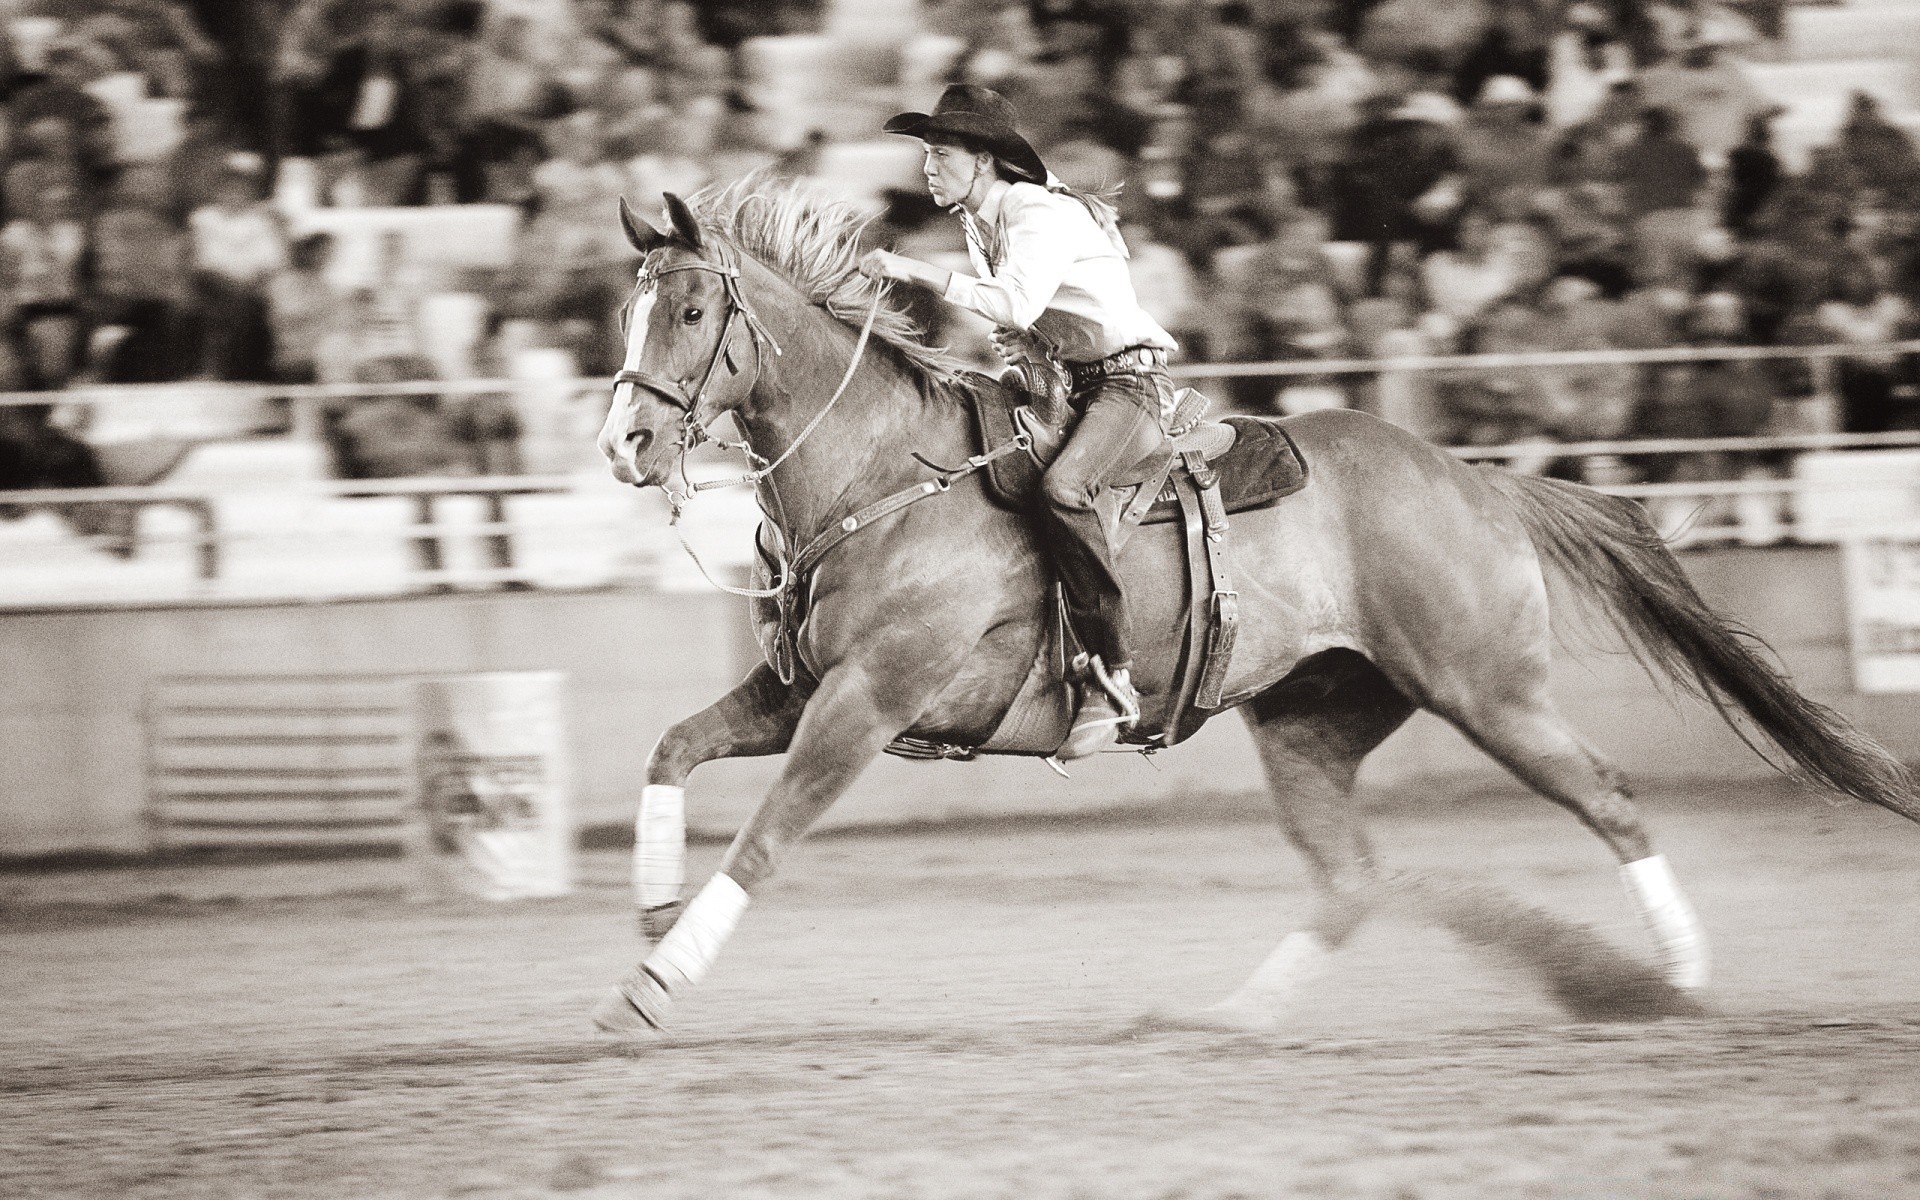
left=618, top=249, right=1023, bottom=608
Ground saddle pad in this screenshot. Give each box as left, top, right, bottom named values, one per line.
left=1139, top=415, right=1309, bottom=525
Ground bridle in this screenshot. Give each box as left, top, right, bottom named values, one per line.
left=610, top=238, right=882, bottom=600
left=611, top=241, right=785, bottom=480
left=607, top=234, right=1028, bottom=652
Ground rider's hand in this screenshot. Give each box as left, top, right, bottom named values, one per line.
left=991, top=326, right=1039, bottom=364
left=858, top=249, right=901, bottom=282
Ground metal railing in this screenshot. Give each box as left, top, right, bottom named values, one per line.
left=0, top=339, right=1916, bottom=606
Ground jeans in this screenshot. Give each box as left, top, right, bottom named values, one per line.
left=1038, top=368, right=1172, bottom=673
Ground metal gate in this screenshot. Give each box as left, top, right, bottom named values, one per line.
left=145, top=675, right=411, bottom=849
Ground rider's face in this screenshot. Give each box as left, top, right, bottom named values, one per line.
left=922, top=142, right=988, bottom=208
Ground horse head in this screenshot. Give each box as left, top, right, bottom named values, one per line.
left=600, top=193, right=768, bottom=489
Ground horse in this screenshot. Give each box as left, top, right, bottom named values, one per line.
left=589, top=177, right=1919, bottom=1036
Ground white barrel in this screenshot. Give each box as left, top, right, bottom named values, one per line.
left=408, top=672, right=573, bottom=900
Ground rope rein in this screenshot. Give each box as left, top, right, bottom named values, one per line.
left=689, top=293, right=882, bottom=494
left=623, top=266, right=1019, bottom=610
left=651, top=281, right=884, bottom=601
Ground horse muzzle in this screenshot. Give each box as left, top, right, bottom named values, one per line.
left=607, top=428, right=658, bottom=486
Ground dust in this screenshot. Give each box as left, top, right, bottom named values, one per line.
left=1382, top=871, right=1708, bottom=1022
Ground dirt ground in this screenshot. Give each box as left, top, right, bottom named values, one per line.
left=6, top=782, right=1920, bottom=1200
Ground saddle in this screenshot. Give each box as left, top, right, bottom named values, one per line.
left=966, top=371, right=1306, bottom=544
left=885, top=373, right=1310, bottom=760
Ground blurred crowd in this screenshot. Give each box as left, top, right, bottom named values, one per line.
left=0, top=0, right=820, bottom=486
left=0, top=0, right=1915, bottom=499
left=890, top=0, right=1920, bottom=469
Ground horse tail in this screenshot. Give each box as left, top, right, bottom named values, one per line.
left=1482, top=468, right=1920, bottom=822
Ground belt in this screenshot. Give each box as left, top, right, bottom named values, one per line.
left=1066, top=345, right=1167, bottom=386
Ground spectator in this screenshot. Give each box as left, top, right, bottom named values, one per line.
left=323, top=354, right=465, bottom=478
left=533, top=111, right=628, bottom=228
left=352, top=231, right=432, bottom=371
left=1223, top=213, right=1351, bottom=411
left=9, top=38, right=117, bottom=188
left=596, top=66, right=675, bottom=158
left=451, top=13, right=571, bottom=203
left=310, top=0, right=433, bottom=204
left=1450, top=0, right=1550, bottom=108
left=1824, top=91, right=1920, bottom=207
left=1335, top=89, right=1463, bottom=296
left=76, top=0, right=223, bottom=105
left=1445, top=275, right=1634, bottom=450
left=5, top=118, right=89, bottom=221
left=165, top=105, right=245, bottom=220
left=1723, top=110, right=1782, bottom=237
left=189, top=153, right=283, bottom=380
left=1421, top=206, right=1523, bottom=341
left=1180, top=125, right=1271, bottom=258
left=1547, top=2, right=1633, bottom=128
left=655, top=1, right=735, bottom=101
left=0, top=179, right=89, bottom=390
left=1534, top=181, right=1633, bottom=297
left=1632, top=290, right=1779, bottom=538
left=1635, top=39, right=1769, bottom=166
left=1636, top=291, right=1775, bottom=442
left=1818, top=265, right=1916, bottom=434
left=267, top=232, right=342, bottom=385
left=1724, top=203, right=1828, bottom=344
left=625, top=115, right=713, bottom=223
left=1453, top=75, right=1552, bottom=210
left=0, top=399, right=134, bottom=556
left=1613, top=105, right=1707, bottom=286
left=89, top=166, right=196, bottom=383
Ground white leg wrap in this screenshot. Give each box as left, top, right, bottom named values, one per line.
left=1621, top=854, right=1710, bottom=991
left=643, top=872, right=749, bottom=992
left=1216, top=931, right=1330, bottom=1012
left=634, top=784, right=685, bottom=910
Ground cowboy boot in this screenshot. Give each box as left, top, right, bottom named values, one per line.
left=1055, top=657, right=1139, bottom=761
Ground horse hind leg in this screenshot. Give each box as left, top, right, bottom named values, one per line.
left=1439, top=686, right=1709, bottom=992
left=1187, top=651, right=1416, bottom=1031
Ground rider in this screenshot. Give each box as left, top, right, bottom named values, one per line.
left=859, top=84, right=1179, bottom=760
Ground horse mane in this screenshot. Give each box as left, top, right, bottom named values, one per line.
left=687, top=174, right=971, bottom=396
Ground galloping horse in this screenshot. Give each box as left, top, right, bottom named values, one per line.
left=591, top=177, right=1918, bottom=1036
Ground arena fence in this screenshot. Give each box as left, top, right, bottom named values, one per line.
left=0, top=340, right=1916, bottom=605
left=145, top=674, right=410, bottom=849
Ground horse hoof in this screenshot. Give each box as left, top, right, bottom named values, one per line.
left=590, top=988, right=663, bottom=1039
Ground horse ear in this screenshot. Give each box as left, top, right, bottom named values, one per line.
left=618, top=197, right=667, bottom=254
left=663, top=193, right=705, bottom=251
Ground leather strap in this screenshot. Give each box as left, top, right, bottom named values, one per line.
left=1183, top=448, right=1239, bottom=710
left=1158, top=465, right=1214, bottom=746
left=764, top=435, right=1033, bottom=684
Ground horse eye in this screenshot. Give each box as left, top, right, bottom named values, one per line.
left=682, top=307, right=703, bottom=324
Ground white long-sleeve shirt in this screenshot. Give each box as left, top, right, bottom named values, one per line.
left=941, top=179, right=1175, bottom=365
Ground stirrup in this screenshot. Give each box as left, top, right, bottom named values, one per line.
left=1085, top=657, right=1139, bottom=727
left=1056, top=657, right=1139, bottom=761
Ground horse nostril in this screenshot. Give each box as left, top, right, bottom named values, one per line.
left=626, top=429, right=653, bottom=456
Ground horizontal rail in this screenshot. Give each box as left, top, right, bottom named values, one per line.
left=0, top=475, right=590, bottom=506
left=3, top=340, right=1918, bottom=408
left=1450, top=429, right=1920, bottom=460
left=1167, top=339, right=1920, bottom=381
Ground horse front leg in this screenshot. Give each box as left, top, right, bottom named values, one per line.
left=634, top=663, right=806, bottom=942
left=594, top=656, right=944, bottom=1036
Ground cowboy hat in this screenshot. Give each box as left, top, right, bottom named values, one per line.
left=884, top=83, right=1048, bottom=185
left=1474, top=75, right=1538, bottom=108
left=1389, top=91, right=1464, bottom=124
